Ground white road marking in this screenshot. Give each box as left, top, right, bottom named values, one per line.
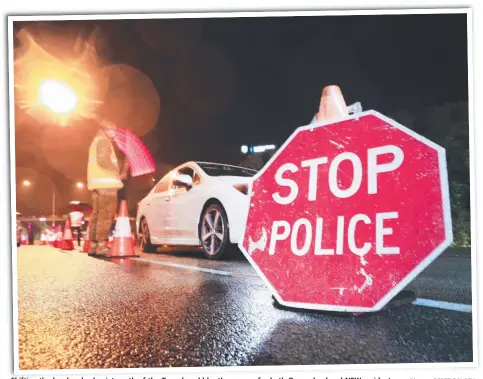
left=413, top=298, right=472, bottom=313
left=134, top=257, right=472, bottom=313
left=133, top=257, right=260, bottom=278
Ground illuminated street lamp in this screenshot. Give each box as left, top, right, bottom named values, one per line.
left=21, top=180, right=85, bottom=226
left=38, top=79, right=79, bottom=115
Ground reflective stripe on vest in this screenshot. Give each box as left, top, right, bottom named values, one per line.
left=69, top=211, right=84, bottom=227
left=88, top=178, right=123, bottom=185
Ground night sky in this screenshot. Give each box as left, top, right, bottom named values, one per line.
left=13, top=12, right=469, bottom=214
left=122, top=13, right=468, bottom=165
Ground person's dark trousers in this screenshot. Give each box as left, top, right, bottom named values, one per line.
left=109, top=222, right=115, bottom=236
left=72, top=226, right=82, bottom=246
left=89, top=188, right=118, bottom=255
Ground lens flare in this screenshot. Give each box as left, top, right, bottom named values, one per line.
left=38, top=79, right=78, bottom=115
left=14, top=24, right=108, bottom=126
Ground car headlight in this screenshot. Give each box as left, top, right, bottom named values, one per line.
left=233, top=184, right=248, bottom=195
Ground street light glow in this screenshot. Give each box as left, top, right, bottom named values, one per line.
left=241, top=144, right=276, bottom=154
left=76, top=182, right=84, bottom=189
left=38, top=79, right=78, bottom=115
left=22, top=180, right=31, bottom=186
left=253, top=144, right=276, bottom=153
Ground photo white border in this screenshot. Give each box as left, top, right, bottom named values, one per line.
left=6, top=6, right=477, bottom=376
left=467, top=5, right=478, bottom=367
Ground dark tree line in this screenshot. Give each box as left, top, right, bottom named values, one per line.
left=392, top=101, right=470, bottom=247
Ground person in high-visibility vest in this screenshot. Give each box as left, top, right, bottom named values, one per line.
left=69, top=210, right=84, bottom=247
left=86, top=128, right=127, bottom=256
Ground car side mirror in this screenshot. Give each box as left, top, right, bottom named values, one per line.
left=174, top=174, right=193, bottom=189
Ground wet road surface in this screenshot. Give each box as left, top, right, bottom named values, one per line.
left=16, top=245, right=473, bottom=370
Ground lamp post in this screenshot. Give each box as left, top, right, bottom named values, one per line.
left=52, top=189, right=55, bottom=226
left=21, top=180, right=85, bottom=226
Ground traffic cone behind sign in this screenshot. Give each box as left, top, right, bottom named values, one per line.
left=61, top=219, right=75, bottom=251
left=316, top=85, right=349, bottom=123
left=107, top=200, right=139, bottom=258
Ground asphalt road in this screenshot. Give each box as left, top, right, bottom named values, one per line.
left=16, top=244, right=473, bottom=370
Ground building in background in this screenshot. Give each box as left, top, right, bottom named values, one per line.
left=238, top=144, right=277, bottom=171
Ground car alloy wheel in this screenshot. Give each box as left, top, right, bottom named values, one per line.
left=140, top=218, right=156, bottom=253
left=200, top=204, right=229, bottom=260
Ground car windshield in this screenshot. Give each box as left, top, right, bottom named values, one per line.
left=197, top=163, right=257, bottom=177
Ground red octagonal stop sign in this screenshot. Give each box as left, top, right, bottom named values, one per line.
left=239, top=111, right=452, bottom=312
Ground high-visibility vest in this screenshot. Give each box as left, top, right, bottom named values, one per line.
left=87, top=130, right=123, bottom=190
left=69, top=211, right=84, bottom=227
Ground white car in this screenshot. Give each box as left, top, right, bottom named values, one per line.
left=136, top=161, right=257, bottom=260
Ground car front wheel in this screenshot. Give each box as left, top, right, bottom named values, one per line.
left=139, top=218, right=157, bottom=253
left=200, top=203, right=230, bottom=260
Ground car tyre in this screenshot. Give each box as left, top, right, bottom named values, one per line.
left=139, top=218, right=157, bottom=253
left=200, top=203, right=230, bottom=260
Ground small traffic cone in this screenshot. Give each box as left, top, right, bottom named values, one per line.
left=82, top=225, right=90, bottom=253
left=315, top=85, right=349, bottom=123
left=107, top=200, right=139, bottom=258
left=61, top=219, right=75, bottom=251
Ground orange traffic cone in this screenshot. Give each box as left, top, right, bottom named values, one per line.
left=53, top=225, right=63, bottom=248
left=61, top=219, right=75, bottom=251
left=107, top=200, right=139, bottom=258
left=82, top=225, right=90, bottom=253
left=315, top=85, right=350, bottom=123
